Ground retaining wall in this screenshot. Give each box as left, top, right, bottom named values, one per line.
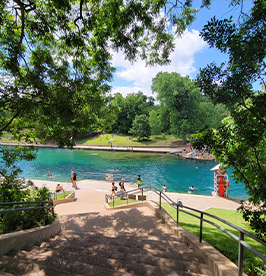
left=0, top=219, right=61, bottom=256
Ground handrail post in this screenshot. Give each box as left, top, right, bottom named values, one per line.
left=238, top=232, right=244, bottom=276
left=51, top=200, right=54, bottom=217
left=159, top=191, right=161, bottom=209
left=176, top=204, right=179, bottom=226
left=113, top=196, right=114, bottom=207
left=141, top=188, right=143, bottom=202
left=199, top=213, right=203, bottom=243
left=42, top=202, right=45, bottom=226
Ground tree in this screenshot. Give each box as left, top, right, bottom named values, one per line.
left=192, top=0, right=266, bottom=239
left=111, top=92, right=155, bottom=134
left=152, top=72, right=202, bottom=143
left=0, top=0, right=201, bottom=176
left=129, top=114, right=151, bottom=141
left=149, top=110, right=162, bottom=136
left=198, top=101, right=228, bottom=129
left=0, top=0, right=202, bottom=229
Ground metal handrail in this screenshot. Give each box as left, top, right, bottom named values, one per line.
left=106, top=184, right=266, bottom=276
left=0, top=200, right=54, bottom=226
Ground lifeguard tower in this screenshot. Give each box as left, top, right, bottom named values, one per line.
left=211, top=164, right=230, bottom=197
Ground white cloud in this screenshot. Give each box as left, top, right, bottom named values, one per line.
left=111, top=29, right=207, bottom=97
left=111, top=86, right=150, bottom=98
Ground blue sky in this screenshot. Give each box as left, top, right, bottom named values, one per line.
left=109, top=1, right=255, bottom=98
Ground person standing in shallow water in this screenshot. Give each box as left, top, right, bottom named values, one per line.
left=137, top=175, right=142, bottom=188
left=162, top=184, right=167, bottom=192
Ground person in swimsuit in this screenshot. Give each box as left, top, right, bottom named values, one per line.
left=56, top=184, right=64, bottom=193
left=111, top=182, right=116, bottom=197
left=73, top=172, right=77, bottom=189
left=70, top=169, right=74, bottom=187
left=137, top=175, right=142, bottom=189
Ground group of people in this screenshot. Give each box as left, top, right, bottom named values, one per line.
left=52, top=169, right=77, bottom=193
left=110, top=178, right=126, bottom=196
left=110, top=176, right=169, bottom=197
left=53, top=170, right=197, bottom=198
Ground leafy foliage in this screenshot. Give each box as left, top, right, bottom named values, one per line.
left=0, top=0, right=201, bottom=146
left=111, top=92, right=155, bottom=134
left=0, top=176, right=54, bottom=234
left=149, top=110, right=162, bottom=136
left=192, top=0, right=266, bottom=239
left=152, top=72, right=204, bottom=141
left=129, top=114, right=151, bottom=141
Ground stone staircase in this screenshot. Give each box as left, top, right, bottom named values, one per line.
left=0, top=207, right=213, bottom=275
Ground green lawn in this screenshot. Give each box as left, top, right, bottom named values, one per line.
left=161, top=203, right=266, bottom=276
left=50, top=191, right=71, bottom=200
left=76, top=133, right=182, bottom=147
left=1, top=132, right=184, bottom=147
left=108, top=197, right=141, bottom=207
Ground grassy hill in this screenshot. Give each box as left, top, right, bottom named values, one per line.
left=0, top=132, right=186, bottom=147
left=76, top=133, right=185, bottom=147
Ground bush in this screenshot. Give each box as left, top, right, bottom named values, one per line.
left=0, top=177, right=55, bottom=234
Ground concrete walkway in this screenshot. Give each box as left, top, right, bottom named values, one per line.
left=0, top=142, right=214, bottom=159
left=33, top=179, right=241, bottom=216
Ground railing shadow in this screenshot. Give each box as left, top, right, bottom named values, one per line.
left=106, top=184, right=266, bottom=276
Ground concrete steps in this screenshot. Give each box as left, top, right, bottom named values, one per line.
left=0, top=208, right=213, bottom=275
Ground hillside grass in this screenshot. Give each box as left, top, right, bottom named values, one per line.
left=76, top=133, right=183, bottom=147
left=1, top=132, right=184, bottom=147
left=161, top=203, right=266, bottom=276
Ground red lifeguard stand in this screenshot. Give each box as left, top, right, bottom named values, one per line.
left=211, top=164, right=230, bottom=197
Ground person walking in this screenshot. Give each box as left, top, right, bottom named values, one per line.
left=111, top=182, right=116, bottom=197
left=137, top=175, right=142, bottom=189
left=73, top=172, right=77, bottom=189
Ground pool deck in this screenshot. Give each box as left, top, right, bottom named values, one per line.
left=0, top=142, right=215, bottom=159
left=33, top=179, right=242, bottom=216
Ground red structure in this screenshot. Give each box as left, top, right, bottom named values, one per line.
left=211, top=166, right=230, bottom=197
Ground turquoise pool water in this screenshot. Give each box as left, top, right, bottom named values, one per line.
left=15, top=148, right=248, bottom=199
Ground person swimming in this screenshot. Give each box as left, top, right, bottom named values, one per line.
left=189, top=185, right=198, bottom=192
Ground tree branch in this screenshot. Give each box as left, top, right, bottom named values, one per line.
left=0, top=110, right=19, bottom=132
left=13, top=0, right=26, bottom=49
left=74, top=0, right=84, bottom=29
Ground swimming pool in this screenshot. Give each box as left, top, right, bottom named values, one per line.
left=14, top=147, right=248, bottom=199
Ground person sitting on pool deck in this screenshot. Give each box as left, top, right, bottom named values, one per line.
left=56, top=184, right=64, bottom=193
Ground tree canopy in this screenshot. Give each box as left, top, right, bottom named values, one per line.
left=111, top=91, right=155, bottom=134
left=191, top=0, right=266, bottom=239
left=0, top=0, right=200, bottom=147
left=152, top=72, right=203, bottom=141
left=129, top=114, right=151, bottom=141
left=149, top=110, right=162, bottom=136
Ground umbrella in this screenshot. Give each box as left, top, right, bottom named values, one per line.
left=210, top=164, right=221, bottom=171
